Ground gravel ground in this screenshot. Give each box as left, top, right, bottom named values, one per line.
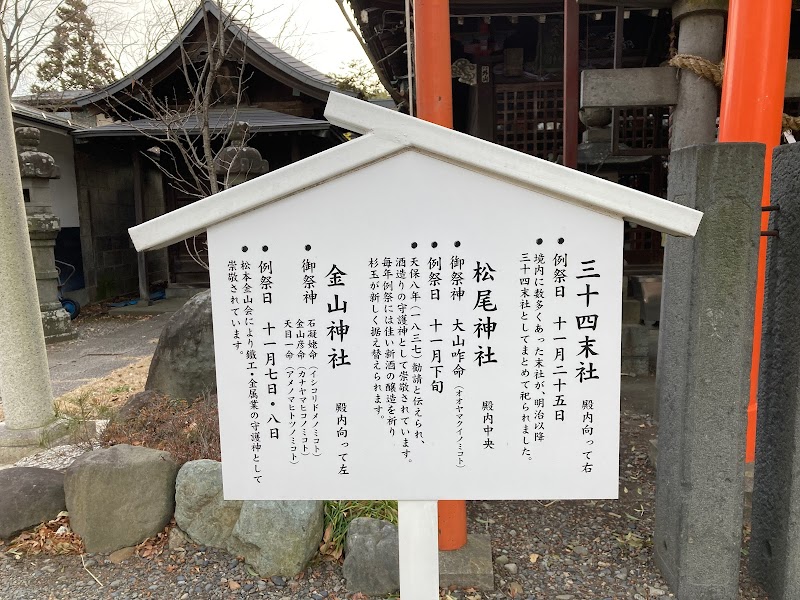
left=468, top=410, right=767, bottom=600
left=0, top=410, right=768, bottom=600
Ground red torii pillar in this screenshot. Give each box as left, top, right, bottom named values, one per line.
left=414, top=0, right=468, bottom=551
left=718, top=0, right=792, bottom=463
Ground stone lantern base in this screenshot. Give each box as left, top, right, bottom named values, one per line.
left=27, top=200, right=77, bottom=344
left=0, top=419, right=71, bottom=464
left=40, top=301, right=76, bottom=343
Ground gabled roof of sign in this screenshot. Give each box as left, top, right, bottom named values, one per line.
left=76, top=1, right=340, bottom=107
left=129, top=92, right=703, bottom=251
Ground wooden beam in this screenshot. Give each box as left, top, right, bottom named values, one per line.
left=132, top=148, right=150, bottom=305
left=365, top=0, right=674, bottom=12
left=577, top=0, right=672, bottom=7
left=611, top=6, right=624, bottom=156
left=563, top=0, right=579, bottom=168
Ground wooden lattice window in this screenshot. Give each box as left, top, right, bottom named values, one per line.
left=495, top=83, right=564, bottom=161
left=617, top=106, right=670, bottom=153
left=624, top=225, right=663, bottom=265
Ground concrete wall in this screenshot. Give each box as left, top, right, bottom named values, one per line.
left=39, top=128, right=78, bottom=228
left=40, top=129, right=86, bottom=299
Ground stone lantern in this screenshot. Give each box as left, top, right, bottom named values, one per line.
left=576, top=108, right=650, bottom=175
left=16, top=126, right=76, bottom=343
left=213, top=121, right=269, bottom=187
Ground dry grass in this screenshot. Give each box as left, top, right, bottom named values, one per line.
left=54, top=357, right=151, bottom=418
left=100, top=392, right=221, bottom=465
left=0, top=357, right=151, bottom=424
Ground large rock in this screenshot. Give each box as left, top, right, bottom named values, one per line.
left=342, top=517, right=400, bottom=595
left=174, top=459, right=242, bottom=548
left=0, top=467, right=65, bottom=540
left=64, top=444, right=179, bottom=552
left=146, top=290, right=215, bottom=400
left=115, top=390, right=160, bottom=421
left=227, top=500, right=324, bottom=577
left=174, top=459, right=322, bottom=578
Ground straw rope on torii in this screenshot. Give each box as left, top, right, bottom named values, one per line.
left=668, top=53, right=800, bottom=132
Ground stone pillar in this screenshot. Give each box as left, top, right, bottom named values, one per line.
left=0, top=43, right=67, bottom=464
left=670, top=0, right=728, bottom=150
left=17, top=127, right=76, bottom=343
left=651, top=0, right=726, bottom=420
left=654, top=143, right=763, bottom=599
left=750, top=142, right=800, bottom=598
left=214, top=122, right=269, bottom=187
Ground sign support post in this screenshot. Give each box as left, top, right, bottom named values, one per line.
left=398, top=500, right=440, bottom=597
left=413, top=0, right=468, bottom=560
left=410, top=0, right=457, bottom=588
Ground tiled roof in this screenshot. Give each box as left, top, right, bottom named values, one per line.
left=71, top=107, right=329, bottom=138
left=10, top=102, right=76, bottom=130
left=13, top=90, right=90, bottom=106
left=245, top=28, right=335, bottom=88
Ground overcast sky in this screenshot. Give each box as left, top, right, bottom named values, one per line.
left=10, top=0, right=371, bottom=94
left=258, top=0, right=369, bottom=75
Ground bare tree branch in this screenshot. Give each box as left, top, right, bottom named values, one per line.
left=106, top=0, right=258, bottom=202
left=267, top=3, right=312, bottom=60
left=1, top=0, right=62, bottom=93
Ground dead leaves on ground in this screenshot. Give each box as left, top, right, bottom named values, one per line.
left=444, top=590, right=481, bottom=600
left=614, top=530, right=649, bottom=550
left=5, top=513, right=83, bottom=557
left=136, top=522, right=171, bottom=560
left=4, top=515, right=171, bottom=561
left=318, top=522, right=343, bottom=561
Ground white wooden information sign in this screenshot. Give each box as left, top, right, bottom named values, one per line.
left=129, top=93, right=702, bottom=599
left=209, top=151, right=622, bottom=501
